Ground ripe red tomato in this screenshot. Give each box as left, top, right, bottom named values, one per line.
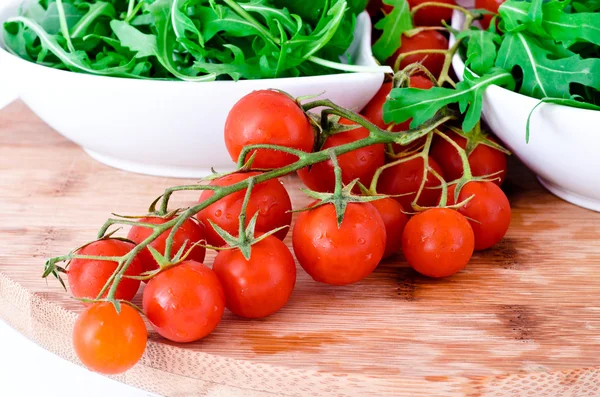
left=292, top=202, right=386, bottom=285
left=430, top=130, right=507, bottom=185
left=370, top=198, right=409, bottom=259
left=377, top=156, right=446, bottom=210
left=213, top=235, right=296, bottom=318
left=476, top=0, right=505, bottom=29
left=402, top=208, right=474, bottom=278
left=297, top=119, right=385, bottom=192
left=68, top=239, right=143, bottom=302
left=224, top=90, right=314, bottom=169
left=127, top=217, right=206, bottom=274
left=197, top=172, right=292, bottom=246
left=447, top=182, right=511, bottom=251
left=73, top=302, right=147, bottom=374
left=362, top=76, right=434, bottom=132
left=408, top=0, right=456, bottom=26
left=387, top=31, right=449, bottom=77
left=143, top=261, right=225, bottom=343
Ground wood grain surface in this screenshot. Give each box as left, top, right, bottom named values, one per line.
left=1, top=101, right=600, bottom=397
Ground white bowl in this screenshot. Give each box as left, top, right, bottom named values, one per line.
left=0, top=1, right=384, bottom=178
left=450, top=11, right=600, bottom=212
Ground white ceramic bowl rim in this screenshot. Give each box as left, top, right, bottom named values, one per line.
left=0, top=0, right=378, bottom=88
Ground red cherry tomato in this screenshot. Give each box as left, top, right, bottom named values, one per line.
left=224, top=90, right=314, bottom=169
left=73, top=302, right=147, bottom=375
left=297, top=119, right=385, bottom=193
left=476, top=0, right=505, bottom=29
left=213, top=235, right=296, bottom=318
left=408, top=0, right=456, bottom=26
left=143, top=261, right=225, bottom=343
left=430, top=130, right=507, bottom=185
left=292, top=202, right=386, bottom=285
left=387, top=31, right=449, bottom=77
left=68, top=239, right=143, bottom=302
left=377, top=156, right=445, bottom=210
left=197, top=172, right=292, bottom=246
left=127, top=217, right=206, bottom=275
left=370, top=197, right=409, bottom=259
left=362, top=76, right=434, bottom=131
left=402, top=208, right=474, bottom=278
left=447, top=182, right=511, bottom=251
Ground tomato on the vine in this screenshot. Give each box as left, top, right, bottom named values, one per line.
left=224, top=90, right=315, bottom=169
left=297, top=119, right=385, bottom=193
left=447, top=182, right=511, bottom=251
left=387, top=31, right=449, bottom=77
left=127, top=217, right=206, bottom=275
left=143, top=260, right=225, bottom=343
left=213, top=235, right=296, bottom=319
left=430, top=130, right=507, bottom=185
left=402, top=208, right=474, bottom=278
left=68, top=239, right=143, bottom=302
left=362, top=76, right=434, bottom=132
left=407, top=0, right=456, bottom=26
left=73, top=302, right=147, bottom=375
left=197, top=172, right=292, bottom=246
left=476, top=0, right=505, bottom=29
left=370, top=198, right=409, bottom=259
left=377, top=156, right=446, bottom=210
left=292, top=202, right=386, bottom=285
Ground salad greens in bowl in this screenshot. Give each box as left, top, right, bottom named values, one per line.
left=0, top=0, right=389, bottom=177
left=447, top=0, right=600, bottom=211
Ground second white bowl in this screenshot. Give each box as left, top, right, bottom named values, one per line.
left=450, top=11, right=600, bottom=212
left=0, top=2, right=384, bottom=178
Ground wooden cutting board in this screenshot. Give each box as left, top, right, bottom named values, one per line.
left=1, top=101, right=600, bottom=397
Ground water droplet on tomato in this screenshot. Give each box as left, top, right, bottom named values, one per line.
left=215, top=209, right=222, bottom=217
left=358, top=238, right=366, bottom=245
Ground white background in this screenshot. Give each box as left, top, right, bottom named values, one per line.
left=0, top=66, right=157, bottom=397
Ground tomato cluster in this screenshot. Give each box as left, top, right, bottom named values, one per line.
left=65, top=0, right=511, bottom=375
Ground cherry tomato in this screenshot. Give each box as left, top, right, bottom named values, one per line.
left=224, top=90, right=314, bottom=169
left=402, top=208, right=474, bottom=278
left=68, top=239, right=143, bottom=302
left=362, top=76, right=434, bottom=131
left=292, top=202, right=386, bottom=285
left=197, top=172, right=292, bottom=246
left=447, top=182, right=511, bottom=251
left=73, top=302, right=147, bottom=375
left=408, top=0, right=456, bottom=26
left=430, top=130, right=507, bottom=185
left=370, top=198, right=409, bottom=259
left=127, top=217, right=206, bottom=275
left=297, top=119, right=385, bottom=193
left=387, top=31, right=449, bottom=77
left=377, top=156, right=446, bottom=210
left=213, top=235, right=296, bottom=318
left=143, top=261, right=225, bottom=343
left=476, top=0, right=505, bottom=29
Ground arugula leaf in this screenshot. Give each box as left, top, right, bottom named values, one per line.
left=71, top=2, right=115, bottom=39
left=371, top=0, right=412, bottom=62
left=495, top=31, right=600, bottom=99
left=383, top=68, right=515, bottom=132
left=500, top=0, right=600, bottom=47
left=110, top=20, right=156, bottom=58
left=193, top=44, right=260, bottom=80
left=459, top=28, right=500, bottom=76
left=171, top=0, right=204, bottom=48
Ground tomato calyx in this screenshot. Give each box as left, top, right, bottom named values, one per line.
left=297, top=150, right=389, bottom=228
left=446, top=123, right=511, bottom=158
left=205, top=177, right=289, bottom=260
